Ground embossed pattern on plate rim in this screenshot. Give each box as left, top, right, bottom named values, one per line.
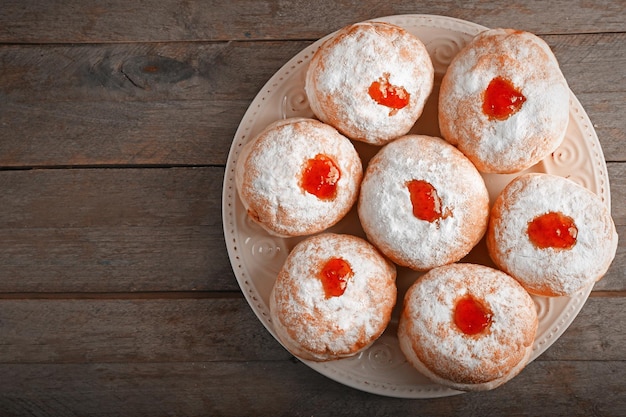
left=222, top=14, right=610, bottom=398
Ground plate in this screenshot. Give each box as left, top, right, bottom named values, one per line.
left=222, top=14, right=610, bottom=398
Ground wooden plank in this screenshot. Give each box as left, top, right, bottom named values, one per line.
left=1, top=35, right=620, bottom=104
left=0, top=226, right=236, bottom=293
left=0, top=41, right=308, bottom=167
left=541, top=293, right=626, bottom=361
left=0, top=167, right=239, bottom=292
left=0, top=100, right=245, bottom=168
left=0, top=0, right=624, bottom=43
left=0, top=166, right=623, bottom=292
left=544, top=32, right=626, bottom=160
left=546, top=33, right=626, bottom=95
left=0, top=3, right=620, bottom=416
left=0, top=298, right=289, bottom=364
left=0, top=223, right=622, bottom=293
left=0, top=297, right=623, bottom=364
left=1, top=35, right=624, bottom=167
left=0, top=168, right=222, bottom=228
left=0, top=360, right=623, bottom=416
left=0, top=42, right=307, bottom=102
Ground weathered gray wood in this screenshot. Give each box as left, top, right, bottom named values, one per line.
left=0, top=42, right=307, bottom=102
left=0, top=2, right=623, bottom=414
left=0, top=167, right=623, bottom=292
left=0, top=168, right=222, bottom=228
left=0, top=0, right=624, bottom=43
left=1, top=34, right=624, bottom=167
left=0, top=224, right=622, bottom=293
left=0, top=298, right=289, bottom=364
left=0, top=297, right=622, bottom=364
left=0, top=226, right=236, bottom=292
left=0, top=167, right=240, bottom=292
left=0, top=100, right=245, bottom=167
left=0, top=40, right=306, bottom=167
left=544, top=32, right=626, bottom=160
left=540, top=294, right=626, bottom=361
left=0, top=360, right=623, bottom=416
left=547, top=33, right=626, bottom=95
left=2, top=35, right=621, bottom=104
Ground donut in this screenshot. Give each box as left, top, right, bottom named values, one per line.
left=235, top=117, right=363, bottom=237
left=269, top=233, right=397, bottom=361
left=487, top=173, right=618, bottom=296
left=398, top=263, right=538, bottom=391
left=357, top=135, right=490, bottom=270
left=438, top=28, right=570, bottom=173
left=305, top=21, right=434, bottom=145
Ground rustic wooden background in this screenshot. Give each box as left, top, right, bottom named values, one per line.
left=0, top=1, right=624, bottom=416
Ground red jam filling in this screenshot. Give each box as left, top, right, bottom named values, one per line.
left=368, top=73, right=410, bottom=113
left=319, top=257, right=353, bottom=298
left=527, top=211, right=578, bottom=249
left=301, top=154, right=340, bottom=200
left=406, top=180, right=442, bottom=222
left=454, top=295, right=492, bottom=336
left=482, top=76, right=526, bottom=120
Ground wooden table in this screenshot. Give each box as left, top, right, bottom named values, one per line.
left=0, top=1, right=624, bottom=415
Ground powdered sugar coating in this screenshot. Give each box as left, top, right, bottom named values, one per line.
left=305, top=21, right=434, bottom=145
left=235, top=118, right=362, bottom=237
left=439, top=28, right=570, bottom=173
left=398, top=263, right=538, bottom=391
left=270, top=233, right=397, bottom=361
left=487, top=173, right=618, bottom=296
left=358, top=135, right=489, bottom=270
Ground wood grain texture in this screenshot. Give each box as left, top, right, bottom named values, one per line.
left=0, top=40, right=308, bottom=167
left=0, top=100, right=245, bottom=168
left=0, top=1, right=623, bottom=414
left=0, top=298, right=289, bottom=364
left=0, top=0, right=624, bottom=43
left=0, top=297, right=623, bottom=364
left=0, top=360, right=624, bottom=417
left=0, top=226, right=235, bottom=292
left=0, top=167, right=240, bottom=292
left=0, top=168, right=222, bottom=228
left=1, top=34, right=624, bottom=167
left=0, top=167, right=623, bottom=292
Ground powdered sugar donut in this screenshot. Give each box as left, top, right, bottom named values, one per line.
left=305, top=21, right=434, bottom=145
left=235, top=118, right=362, bottom=237
left=439, top=28, right=570, bottom=173
left=487, top=173, right=618, bottom=296
left=270, top=233, right=397, bottom=361
left=358, top=135, right=489, bottom=271
left=398, top=263, right=538, bottom=391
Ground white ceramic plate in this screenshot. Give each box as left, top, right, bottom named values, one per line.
left=222, top=14, right=610, bottom=398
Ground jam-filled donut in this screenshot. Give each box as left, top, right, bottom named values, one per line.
left=398, top=263, right=538, bottom=391
left=358, top=135, right=489, bottom=271
left=305, top=21, right=434, bottom=145
left=487, top=173, right=618, bottom=297
left=269, top=233, right=397, bottom=361
left=235, top=117, right=362, bottom=237
left=438, top=28, right=570, bottom=173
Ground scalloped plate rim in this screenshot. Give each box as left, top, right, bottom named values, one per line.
left=222, top=14, right=609, bottom=398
